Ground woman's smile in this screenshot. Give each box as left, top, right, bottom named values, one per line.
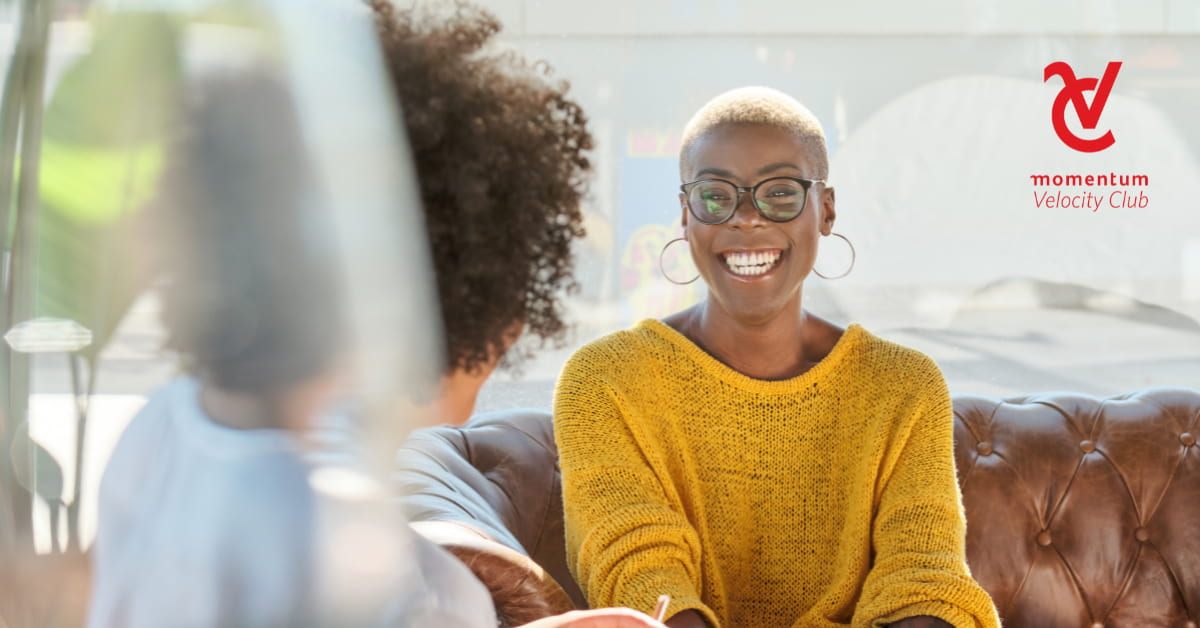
left=719, top=247, right=785, bottom=278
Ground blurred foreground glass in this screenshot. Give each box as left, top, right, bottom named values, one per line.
left=0, top=0, right=443, bottom=625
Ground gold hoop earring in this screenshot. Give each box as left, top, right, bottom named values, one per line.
left=813, top=232, right=856, bottom=280
left=659, top=237, right=699, bottom=285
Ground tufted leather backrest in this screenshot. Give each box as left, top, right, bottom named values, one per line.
left=952, top=389, right=1200, bottom=627
left=395, top=389, right=1200, bottom=627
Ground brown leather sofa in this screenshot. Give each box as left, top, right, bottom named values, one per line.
left=394, top=388, right=1200, bottom=627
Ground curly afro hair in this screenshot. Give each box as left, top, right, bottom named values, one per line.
left=369, top=0, right=593, bottom=375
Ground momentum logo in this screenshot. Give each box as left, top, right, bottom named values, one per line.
left=1033, top=63, right=1148, bottom=211
left=1044, top=61, right=1122, bottom=153
left=1030, top=172, right=1149, bottom=211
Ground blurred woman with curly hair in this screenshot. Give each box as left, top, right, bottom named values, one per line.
left=369, top=0, right=591, bottom=417
left=370, top=1, right=666, bottom=626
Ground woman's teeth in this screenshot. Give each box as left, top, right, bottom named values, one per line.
left=723, top=250, right=782, bottom=276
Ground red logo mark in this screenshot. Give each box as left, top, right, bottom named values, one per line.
left=1044, top=61, right=1122, bottom=153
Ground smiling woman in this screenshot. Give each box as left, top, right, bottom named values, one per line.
left=554, top=87, right=1001, bottom=628
left=672, top=123, right=831, bottom=346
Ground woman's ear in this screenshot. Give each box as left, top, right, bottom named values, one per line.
left=679, top=192, right=689, bottom=228
left=819, top=185, right=836, bottom=235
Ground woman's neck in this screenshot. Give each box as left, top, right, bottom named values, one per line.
left=200, top=385, right=295, bottom=431
left=199, top=374, right=338, bottom=433
left=437, top=357, right=504, bottom=425
left=669, top=297, right=837, bottom=381
left=438, top=321, right=523, bottom=425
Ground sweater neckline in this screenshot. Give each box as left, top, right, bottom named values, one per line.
left=638, top=318, right=865, bottom=395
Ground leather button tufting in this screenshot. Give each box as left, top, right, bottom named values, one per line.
left=1091, top=623, right=1104, bottom=628
left=1036, top=530, right=1053, bottom=546
left=976, top=441, right=992, bottom=456
left=1184, top=621, right=1197, bottom=628
left=1182, top=432, right=1197, bottom=447
left=1079, top=440, right=1096, bottom=453
left=1135, top=527, right=1150, bottom=542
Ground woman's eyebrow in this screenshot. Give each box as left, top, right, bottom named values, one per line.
left=694, top=162, right=802, bottom=181
left=756, top=162, right=801, bottom=175
left=695, top=167, right=735, bottom=179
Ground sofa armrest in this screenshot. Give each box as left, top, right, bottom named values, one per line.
left=410, top=520, right=575, bottom=626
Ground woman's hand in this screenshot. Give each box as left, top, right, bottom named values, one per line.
left=887, top=617, right=952, bottom=628
left=664, top=609, right=708, bottom=628
left=520, top=608, right=668, bottom=628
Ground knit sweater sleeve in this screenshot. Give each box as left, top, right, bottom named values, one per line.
left=554, top=345, right=719, bottom=627
left=851, top=359, right=1001, bottom=628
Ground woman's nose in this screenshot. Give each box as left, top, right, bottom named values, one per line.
left=727, top=190, right=768, bottom=228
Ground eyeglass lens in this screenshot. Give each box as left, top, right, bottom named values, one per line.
left=687, top=178, right=807, bottom=224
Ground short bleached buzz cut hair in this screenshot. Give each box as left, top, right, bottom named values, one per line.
left=680, top=86, right=829, bottom=181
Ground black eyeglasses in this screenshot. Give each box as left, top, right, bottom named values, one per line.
left=680, top=176, right=824, bottom=225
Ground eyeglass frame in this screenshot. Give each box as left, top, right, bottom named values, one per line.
left=679, top=176, right=826, bottom=225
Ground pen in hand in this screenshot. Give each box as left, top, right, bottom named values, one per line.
left=652, top=594, right=670, bottom=622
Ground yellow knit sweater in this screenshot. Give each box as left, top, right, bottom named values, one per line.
left=553, top=319, right=1000, bottom=628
